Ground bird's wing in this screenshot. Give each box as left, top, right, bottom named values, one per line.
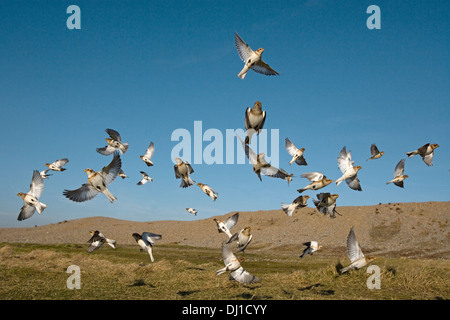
left=244, top=108, right=251, bottom=131
left=230, top=267, right=259, bottom=284
left=244, top=144, right=258, bottom=165
left=221, top=242, right=237, bottom=265
left=285, top=138, right=298, bottom=157
left=337, top=149, right=353, bottom=174
left=237, top=234, right=252, bottom=252
left=417, top=143, right=430, bottom=155
left=17, top=205, right=36, bottom=221
left=144, top=142, right=155, bottom=158
left=393, top=159, right=405, bottom=177
left=186, top=163, right=194, bottom=174
left=301, top=172, right=324, bottom=182
left=393, top=181, right=404, bottom=188
left=345, top=176, right=362, bottom=191
left=261, top=165, right=288, bottom=179
left=63, top=183, right=99, bottom=202
left=96, top=145, right=117, bottom=156
left=224, top=213, right=239, bottom=230
left=99, top=153, right=122, bottom=185
left=106, top=128, right=122, bottom=142
left=54, top=158, right=69, bottom=168
left=295, top=156, right=307, bottom=166
left=29, top=170, right=45, bottom=198
left=346, top=227, right=365, bottom=262
left=234, top=32, right=253, bottom=62
left=174, top=165, right=182, bottom=179
left=370, top=144, right=379, bottom=156
left=142, top=232, right=162, bottom=246
left=422, top=153, right=434, bottom=166
left=253, top=60, right=279, bottom=76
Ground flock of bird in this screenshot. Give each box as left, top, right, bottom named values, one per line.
left=15, top=32, right=441, bottom=285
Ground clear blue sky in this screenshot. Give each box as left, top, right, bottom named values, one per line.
left=1, top=0, right=449, bottom=228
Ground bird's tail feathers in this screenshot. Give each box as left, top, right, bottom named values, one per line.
left=406, top=151, right=417, bottom=158
left=103, top=189, right=117, bottom=203
left=216, top=267, right=227, bottom=276
left=281, top=203, right=294, bottom=216
left=181, top=177, right=195, bottom=188
left=36, top=202, right=47, bottom=214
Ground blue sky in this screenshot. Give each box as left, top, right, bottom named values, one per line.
left=1, top=0, right=449, bottom=228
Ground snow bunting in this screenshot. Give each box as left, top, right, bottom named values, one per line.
left=406, top=143, right=440, bottom=166
left=285, top=138, right=307, bottom=166
left=87, top=230, right=116, bottom=253
left=386, top=159, right=408, bottom=188
left=297, top=172, right=333, bottom=193
left=216, top=242, right=259, bottom=284
left=300, top=241, right=322, bottom=258
left=244, top=101, right=266, bottom=144
left=335, top=146, right=362, bottom=191
left=281, top=195, right=309, bottom=217
left=140, top=141, right=155, bottom=166
left=96, top=128, right=129, bottom=156
left=197, top=182, right=218, bottom=201
left=45, top=158, right=69, bottom=171
left=137, top=171, right=153, bottom=185
left=367, top=143, right=384, bottom=161
left=235, top=32, right=279, bottom=79
left=63, top=152, right=122, bottom=203
left=214, top=212, right=239, bottom=238
left=17, top=170, right=47, bottom=221
left=174, top=158, right=195, bottom=188
left=313, top=193, right=339, bottom=219
left=186, top=208, right=197, bottom=216
left=132, top=232, right=162, bottom=263
left=340, top=227, right=376, bottom=273
left=227, top=227, right=253, bottom=253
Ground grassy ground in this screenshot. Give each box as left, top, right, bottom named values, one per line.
left=0, top=242, right=448, bottom=300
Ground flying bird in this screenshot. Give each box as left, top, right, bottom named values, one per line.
left=335, top=146, right=362, bottom=191
left=132, top=232, right=162, bottom=263
left=118, top=169, right=128, bottom=179
left=214, top=212, right=239, bottom=238
left=63, top=152, right=122, bottom=203
left=367, top=144, right=384, bottom=161
left=186, top=208, right=198, bottom=216
left=45, top=158, right=69, bottom=171
left=235, top=32, right=279, bottom=79
left=140, top=141, right=155, bottom=166
left=96, top=128, right=129, bottom=156
left=406, top=143, right=440, bottom=166
left=312, top=193, right=340, bottom=219
left=197, top=182, right=218, bottom=201
left=137, top=171, right=153, bottom=185
left=300, top=241, right=322, bottom=258
left=17, top=170, right=47, bottom=221
left=281, top=195, right=310, bottom=217
left=227, top=227, right=253, bottom=253
left=285, top=138, right=307, bottom=166
left=237, top=134, right=293, bottom=184
left=87, top=230, right=116, bottom=253
left=174, top=158, right=195, bottom=188
left=386, top=159, right=408, bottom=188
left=244, top=101, right=266, bottom=144
left=297, top=172, right=333, bottom=193
left=40, top=169, right=52, bottom=179
left=339, top=227, right=376, bottom=274
left=216, top=242, right=259, bottom=284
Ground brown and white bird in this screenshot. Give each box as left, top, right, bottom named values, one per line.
left=238, top=134, right=293, bottom=184
left=235, top=32, right=279, bottom=79
left=386, top=159, right=408, bottom=188
left=186, top=208, right=198, bottom=216
left=227, top=227, right=253, bottom=253
left=63, top=152, right=122, bottom=203
left=406, top=143, right=440, bottom=166
left=216, top=242, right=259, bottom=284
left=87, top=230, right=116, bottom=253
left=297, top=172, right=333, bottom=193
left=140, top=141, right=155, bottom=166
left=244, top=101, right=266, bottom=144
left=96, top=128, right=129, bottom=156
left=281, top=195, right=310, bottom=217
left=367, top=143, right=384, bottom=161
left=340, top=227, right=376, bottom=274
left=118, top=169, right=128, bottom=179
left=137, top=171, right=153, bottom=185
left=174, top=158, right=195, bottom=188
left=17, top=170, right=47, bottom=221
left=312, top=193, right=340, bottom=219
left=45, top=158, right=69, bottom=171
left=132, top=232, right=162, bottom=263
left=335, top=146, right=362, bottom=191
left=214, top=212, right=239, bottom=238
left=197, top=183, right=218, bottom=201
left=300, top=241, right=322, bottom=258
left=285, top=138, right=307, bottom=166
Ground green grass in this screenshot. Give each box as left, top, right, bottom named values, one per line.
left=0, top=243, right=448, bottom=300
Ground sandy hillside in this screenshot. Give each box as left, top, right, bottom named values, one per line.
left=0, top=201, right=449, bottom=259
